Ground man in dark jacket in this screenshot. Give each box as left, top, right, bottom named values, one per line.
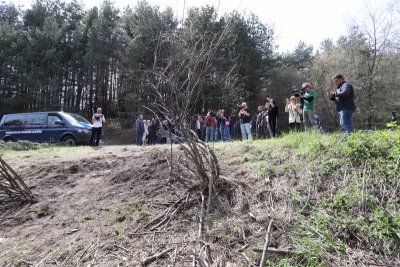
left=328, top=74, right=356, bottom=134
left=135, top=114, right=145, bottom=145
left=266, top=96, right=279, bottom=138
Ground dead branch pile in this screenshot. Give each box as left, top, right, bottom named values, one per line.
left=0, top=157, right=34, bottom=204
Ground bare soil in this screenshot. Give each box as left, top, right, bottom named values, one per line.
left=0, top=144, right=263, bottom=266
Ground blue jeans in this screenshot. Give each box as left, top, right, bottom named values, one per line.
left=339, top=109, right=354, bottom=134
left=136, top=134, right=143, bottom=145
left=220, top=124, right=231, bottom=141
left=205, top=127, right=214, bottom=142
left=240, top=123, right=252, bottom=140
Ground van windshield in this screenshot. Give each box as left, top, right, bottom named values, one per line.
left=64, top=113, right=90, bottom=124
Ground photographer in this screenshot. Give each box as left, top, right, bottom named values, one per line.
left=238, top=102, right=252, bottom=140
left=285, top=96, right=302, bottom=131
left=90, top=107, right=105, bottom=146
left=299, top=83, right=316, bottom=130
left=327, top=74, right=356, bottom=134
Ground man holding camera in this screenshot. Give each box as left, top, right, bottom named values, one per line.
left=90, top=107, right=105, bottom=146
left=327, top=74, right=356, bottom=134
left=300, top=83, right=316, bottom=130
left=238, top=102, right=252, bottom=140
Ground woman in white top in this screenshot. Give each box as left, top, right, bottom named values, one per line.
left=285, top=96, right=302, bottom=131
left=142, top=120, right=150, bottom=145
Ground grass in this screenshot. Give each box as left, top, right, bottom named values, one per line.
left=214, top=129, right=400, bottom=265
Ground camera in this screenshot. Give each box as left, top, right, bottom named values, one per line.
left=292, top=88, right=305, bottom=97
left=95, top=114, right=102, bottom=121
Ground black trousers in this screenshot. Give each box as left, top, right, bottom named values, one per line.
left=268, top=117, right=277, bottom=137
left=90, top=127, right=102, bottom=146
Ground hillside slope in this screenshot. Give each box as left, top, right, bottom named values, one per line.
left=0, top=130, right=399, bottom=266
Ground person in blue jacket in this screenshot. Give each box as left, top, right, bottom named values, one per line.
left=135, top=114, right=145, bottom=145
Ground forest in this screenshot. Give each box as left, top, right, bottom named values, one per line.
left=1, top=0, right=400, bottom=132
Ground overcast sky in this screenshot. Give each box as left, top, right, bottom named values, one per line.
left=9, top=0, right=397, bottom=52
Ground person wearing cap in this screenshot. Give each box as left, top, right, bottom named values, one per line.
left=327, top=74, right=356, bottom=134
left=300, top=82, right=316, bottom=130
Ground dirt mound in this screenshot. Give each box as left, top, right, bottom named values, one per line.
left=0, top=145, right=218, bottom=266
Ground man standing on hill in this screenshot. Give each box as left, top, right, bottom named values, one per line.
left=328, top=74, right=356, bottom=134
left=90, top=107, right=105, bottom=146
left=135, top=114, right=145, bottom=146
left=300, top=83, right=316, bottom=130
left=238, top=102, right=252, bottom=140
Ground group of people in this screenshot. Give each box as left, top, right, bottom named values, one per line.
left=234, top=74, right=356, bottom=140
left=88, top=74, right=356, bottom=146
left=135, top=115, right=177, bottom=146
left=271, top=74, right=356, bottom=136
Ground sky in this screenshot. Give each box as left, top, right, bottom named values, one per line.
left=9, top=0, right=385, bottom=52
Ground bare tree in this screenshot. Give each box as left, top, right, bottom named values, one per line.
left=145, top=26, right=230, bottom=213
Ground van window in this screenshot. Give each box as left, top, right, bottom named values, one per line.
left=26, top=114, right=46, bottom=126
left=64, top=113, right=90, bottom=124
left=4, top=113, right=47, bottom=127
left=48, top=114, right=63, bottom=126
left=4, top=115, right=23, bottom=126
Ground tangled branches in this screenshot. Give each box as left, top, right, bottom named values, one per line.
left=0, top=157, right=33, bottom=205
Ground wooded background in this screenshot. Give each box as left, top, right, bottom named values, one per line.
left=1, top=0, right=399, bottom=131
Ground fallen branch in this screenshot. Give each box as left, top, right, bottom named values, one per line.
left=76, top=238, right=96, bottom=265
left=252, top=247, right=299, bottom=256
left=241, top=252, right=254, bottom=266
left=198, top=193, right=205, bottom=239
left=259, top=219, right=274, bottom=267
left=127, top=231, right=167, bottom=237
left=136, top=193, right=189, bottom=232
left=142, top=248, right=174, bottom=266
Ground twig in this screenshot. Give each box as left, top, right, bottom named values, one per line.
left=127, top=231, right=167, bottom=236
left=114, top=244, right=130, bottom=253
left=241, top=252, right=254, bottom=266
left=198, top=193, right=205, bottom=239
left=90, top=237, right=100, bottom=266
left=259, top=219, right=274, bottom=267
left=237, top=244, right=249, bottom=252
left=142, top=248, right=173, bottom=265
left=253, top=247, right=299, bottom=256
left=137, top=193, right=188, bottom=232
left=76, top=238, right=96, bottom=266
left=20, top=260, right=33, bottom=266
left=36, top=249, right=58, bottom=267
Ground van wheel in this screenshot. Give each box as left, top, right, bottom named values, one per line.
left=4, top=137, right=13, bottom=143
left=62, top=136, right=76, bottom=145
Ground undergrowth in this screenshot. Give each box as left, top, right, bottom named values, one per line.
left=216, top=130, right=400, bottom=266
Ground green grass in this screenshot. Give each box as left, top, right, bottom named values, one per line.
left=214, top=130, right=400, bottom=265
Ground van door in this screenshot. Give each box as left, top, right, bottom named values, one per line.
left=46, top=113, right=66, bottom=143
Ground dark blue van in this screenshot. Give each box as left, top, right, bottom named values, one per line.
left=0, top=112, right=92, bottom=145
